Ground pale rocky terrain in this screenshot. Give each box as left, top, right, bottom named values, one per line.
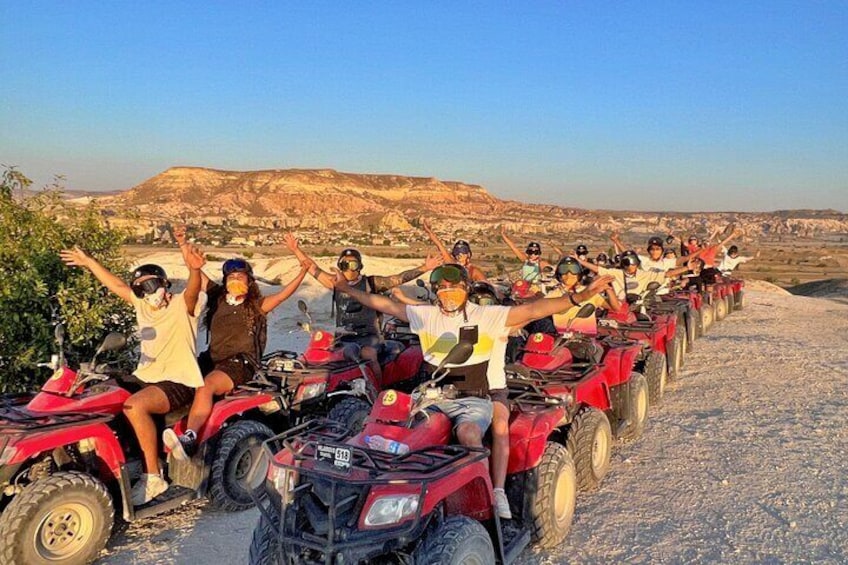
left=95, top=252, right=848, bottom=564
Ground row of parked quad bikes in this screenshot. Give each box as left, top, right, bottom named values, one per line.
left=0, top=272, right=746, bottom=565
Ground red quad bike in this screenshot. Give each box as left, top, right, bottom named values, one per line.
left=701, top=269, right=735, bottom=325
left=507, top=305, right=647, bottom=492
left=645, top=288, right=692, bottom=373
left=0, top=325, right=295, bottom=565
left=257, top=300, right=424, bottom=433
left=597, top=284, right=679, bottom=407
left=247, top=341, right=579, bottom=565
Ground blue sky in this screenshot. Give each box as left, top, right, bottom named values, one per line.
left=1, top=2, right=846, bottom=212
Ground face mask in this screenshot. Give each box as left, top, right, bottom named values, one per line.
left=437, top=287, right=468, bottom=313
left=144, top=287, right=167, bottom=308
left=226, top=279, right=249, bottom=297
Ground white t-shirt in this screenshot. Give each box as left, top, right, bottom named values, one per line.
left=131, top=291, right=207, bottom=387
left=718, top=247, right=753, bottom=273
left=638, top=255, right=677, bottom=274
left=599, top=266, right=667, bottom=300
left=406, top=302, right=511, bottom=390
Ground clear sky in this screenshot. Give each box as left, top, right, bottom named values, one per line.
left=1, top=1, right=846, bottom=212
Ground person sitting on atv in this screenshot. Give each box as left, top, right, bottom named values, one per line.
left=422, top=219, right=487, bottom=281
left=545, top=257, right=621, bottom=334
left=286, top=235, right=442, bottom=384
left=59, top=244, right=206, bottom=505
left=164, top=239, right=310, bottom=461
left=718, top=245, right=759, bottom=274
left=501, top=226, right=552, bottom=284
left=595, top=252, right=611, bottom=268
left=332, top=264, right=616, bottom=521
left=574, top=250, right=695, bottom=302
left=697, top=227, right=744, bottom=269
left=610, top=234, right=690, bottom=274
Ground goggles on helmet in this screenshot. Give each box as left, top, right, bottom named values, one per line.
left=337, top=258, right=361, bottom=272
left=471, top=294, right=497, bottom=306
left=452, top=243, right=472, bottom=257
left=621, top=255, right=640, bottom=268
left=223, top=258, right=251, bottom=277
left=131, top=277, right=166, bottom=298
left=430, top=264, right=467, bottom=287
left=556, top=262, right=582, bottom=277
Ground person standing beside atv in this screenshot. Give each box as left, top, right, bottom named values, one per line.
left=164, top=248, right=309, bottom=461
left=332, top=264, right=615, bottom=520
left=501, top=226, right=552, bottom=284
left=59, top=245, right=206, bottom=505
left=284, top=234, right=441, bottom=383
left=422, top=219, right=487, bottom=281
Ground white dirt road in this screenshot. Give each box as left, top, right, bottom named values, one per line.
left=97, top=287, right=848, bottom=564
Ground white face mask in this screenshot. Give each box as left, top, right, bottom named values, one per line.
left=226, top=294, right=246, bottom=306
left=144, top=287, right=167, bottom=308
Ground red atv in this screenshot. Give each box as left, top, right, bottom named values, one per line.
left=257, top=300, right=424, bottom=433
left=507, top=305, right=647, bottom=492
left=0, top=325, right=289, bottom=565
left=248, top=341, right=579, bottom=564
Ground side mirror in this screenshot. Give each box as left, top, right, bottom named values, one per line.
left=416, top=279, right=426, bottom=288
left=297, top=300, right=308, bottom=314
left=433, top=342, right=474, bottom=374
left=575, top=303, right=596, bottom=318
left=95, top=333, right=127, bottom=358
left=54, top=324, right=65, bottom=345
left=646, top=282, right=661, bottom=291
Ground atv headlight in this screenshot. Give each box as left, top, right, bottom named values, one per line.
left=364, top=495, right=419, bottom=527
left=295, top=382, right=326, bottom=402
left=268, top=466, right=296, bottom=499
left=0, top=445, right=18, bottom=466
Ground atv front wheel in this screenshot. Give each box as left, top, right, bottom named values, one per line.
left=700, top=304, right=714, bottom=334
left=327, top=397, right=371, bottom=433
left=687, top=309, right=699, bottom=348
left=528, top=442, right=576, bottom=548
left=644, top=351, right=667, bottom=407
left=0, top=471, right=113, bottom=565
left=735, top=291, right=745, bottom=310
left=610, top=372, right=649, bottom=442
left=413, top=516, right=495, bottom=565
left=209, top=420, right=274, bottom=511
left=667, top=325, right=685, bottom=381
left=248, top=509, right=283, bottom=565
left=726, top=293, right=735, bottom=314
left=566, top=407, right=612, bottom=491
left=715, top=295, right=728, bottom=321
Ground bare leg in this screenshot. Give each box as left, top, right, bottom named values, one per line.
left=123, top=386, right=172, bottom=474
left=455, top=422, right=484, bottom=447
left=491, top=401, right=510, bottom=490
left=361, top=345, right=382, bottom=384
left=185, top=370, right=234, bottom=433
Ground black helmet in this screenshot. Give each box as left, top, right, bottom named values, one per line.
left=469, top=281, right=499, bottom=305
left=130, top=264, right=170, bottom=297
left=429, top=264, right=469, bottom=291
left=575, top=244, right=589, bottom=257
left=555, top=257, right=582, bottom=278
left=452, top=240, right=472, bottom=257
left=620, top=250, right=641, bottom=268
left=647, top=236, right=664, bottom=249
left=525, top=241, right=542, bottom=255
left=612, top=253, right=622, bottom=267
left=222, top=258, right=254, bottom=278
left=596, top=252, right=609, bottom=266
left=337, top=248, right=363, bottom=271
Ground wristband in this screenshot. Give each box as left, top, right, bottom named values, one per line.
left=568, top=293, right=578, bottom=307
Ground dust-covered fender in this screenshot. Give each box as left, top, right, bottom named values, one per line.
left=507, top=406, right=566, bottom=474
left=5, top=422, right=125, bottom=479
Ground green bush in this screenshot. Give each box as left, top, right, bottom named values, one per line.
left=0, top=167, right=134, bottom=392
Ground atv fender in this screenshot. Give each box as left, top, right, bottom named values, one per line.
left=5, top=422, right=125, bottom=479
left=182, top=392, right=277, bottom=443
left=507, top=406, right=567, bottom=474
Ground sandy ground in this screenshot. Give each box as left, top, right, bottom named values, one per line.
left=95, top=252, right=848, bottom=564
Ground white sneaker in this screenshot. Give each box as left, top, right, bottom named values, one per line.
left=131, top=473, right=169, bottom=506
left=493, top=488, right=512, bottom=520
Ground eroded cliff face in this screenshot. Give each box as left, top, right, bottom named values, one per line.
left=89, top=167, right=848, bottom=238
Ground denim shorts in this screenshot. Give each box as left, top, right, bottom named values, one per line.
left=431, top=397, right=493, bottom=435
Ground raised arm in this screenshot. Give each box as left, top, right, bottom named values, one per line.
left=370, top=253, right=442, bottom=293
left=59, top=246, right=133, bottom=303
left=283, top=233, right=335, bottom=290
left=422, top=219, right=453, bottom=263
left=261, top=265, right=309, bottom=313
left=716, top=227, right=743, bottom=249
left=500, top=226, right=526, bottom=261
left=181, top=244, right=206, bottom=315
left=506, top=276, right=616, bottom=327
left=572, top=254, right=600, bottom=274
left=610, top=232, right=626, bottom=255
left=332, top=272, right=409, bottom=322
left=173, top=225, right=212, bottom=295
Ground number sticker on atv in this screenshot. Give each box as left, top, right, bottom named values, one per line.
left=282, top=360, right=295, bottom=372
left=316, top=444, right=352, bottom=472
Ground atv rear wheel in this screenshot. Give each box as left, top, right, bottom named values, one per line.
left=527, top=442, right=577, bottom=548
left=687, top=309, right=699, bottom=349
left=715, top=295, right=728, bottom=321
left=726, top=293, right=735, bottom=314
left=327, top=397, right=371, bottom=433
left=735, top=291, right=745, bottom=310
left=644, top=351, right=667, bottom=407
left=209, top=420, right=274, bottom=512
left=413, top=516, right=495, bottom=565
left=566, top=407, right=612, bottom=491
left=0, top=471, right=113, bottom=565
left=667, top=325, right=685, bottom=381
left=610, top=372, right=649, bottom=442
left=700, top=304, right=714, bottom=334
left=249, top=509, right=283, bottom=565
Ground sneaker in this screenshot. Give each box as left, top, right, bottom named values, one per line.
left=131, top=473, right=168, bottom=506
left=493, top=488, right=512, bottom=520
left=163, top=428, right=197, bottom=462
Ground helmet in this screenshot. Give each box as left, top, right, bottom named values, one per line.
left=575, top=244, right=589, bottom=257
left=728, top=245, right=739, bottom=255
left=555, top=257, right=582, bottom=278
left=130, top=264, right=170, bottom=297
left=612, top=254, right=622, bottom=267
left=452, top=240, right=472, bottom=257
left=469, top=281, right=499, bottom=305
left=620, top=250, right=641, bottom=268
left=337, top=248, right=363, bottom=272
left=596, top=252, right=609, bottom=265
left=647, top=236, right=664, bottom=249
left=429, top=264, right=469, bottom=291
left=223, top=258, right=254, bottom=278
left=525, top=242, right=542, bottom=256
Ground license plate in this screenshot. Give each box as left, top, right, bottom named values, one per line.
left=316, top=444, right=352, bottom=472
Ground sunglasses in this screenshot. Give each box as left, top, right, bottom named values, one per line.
left=337, top=259, right=361, bottom=272
left=526, top=250, right=541, bottom=257
left=452, top=246, right=471, bottom=257
left=131, top=277, right=165, bottom=298
left=430, top=265, right=465, bottom=286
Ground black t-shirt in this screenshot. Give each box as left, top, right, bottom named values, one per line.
left=207, top=284, right=264, bottom=364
